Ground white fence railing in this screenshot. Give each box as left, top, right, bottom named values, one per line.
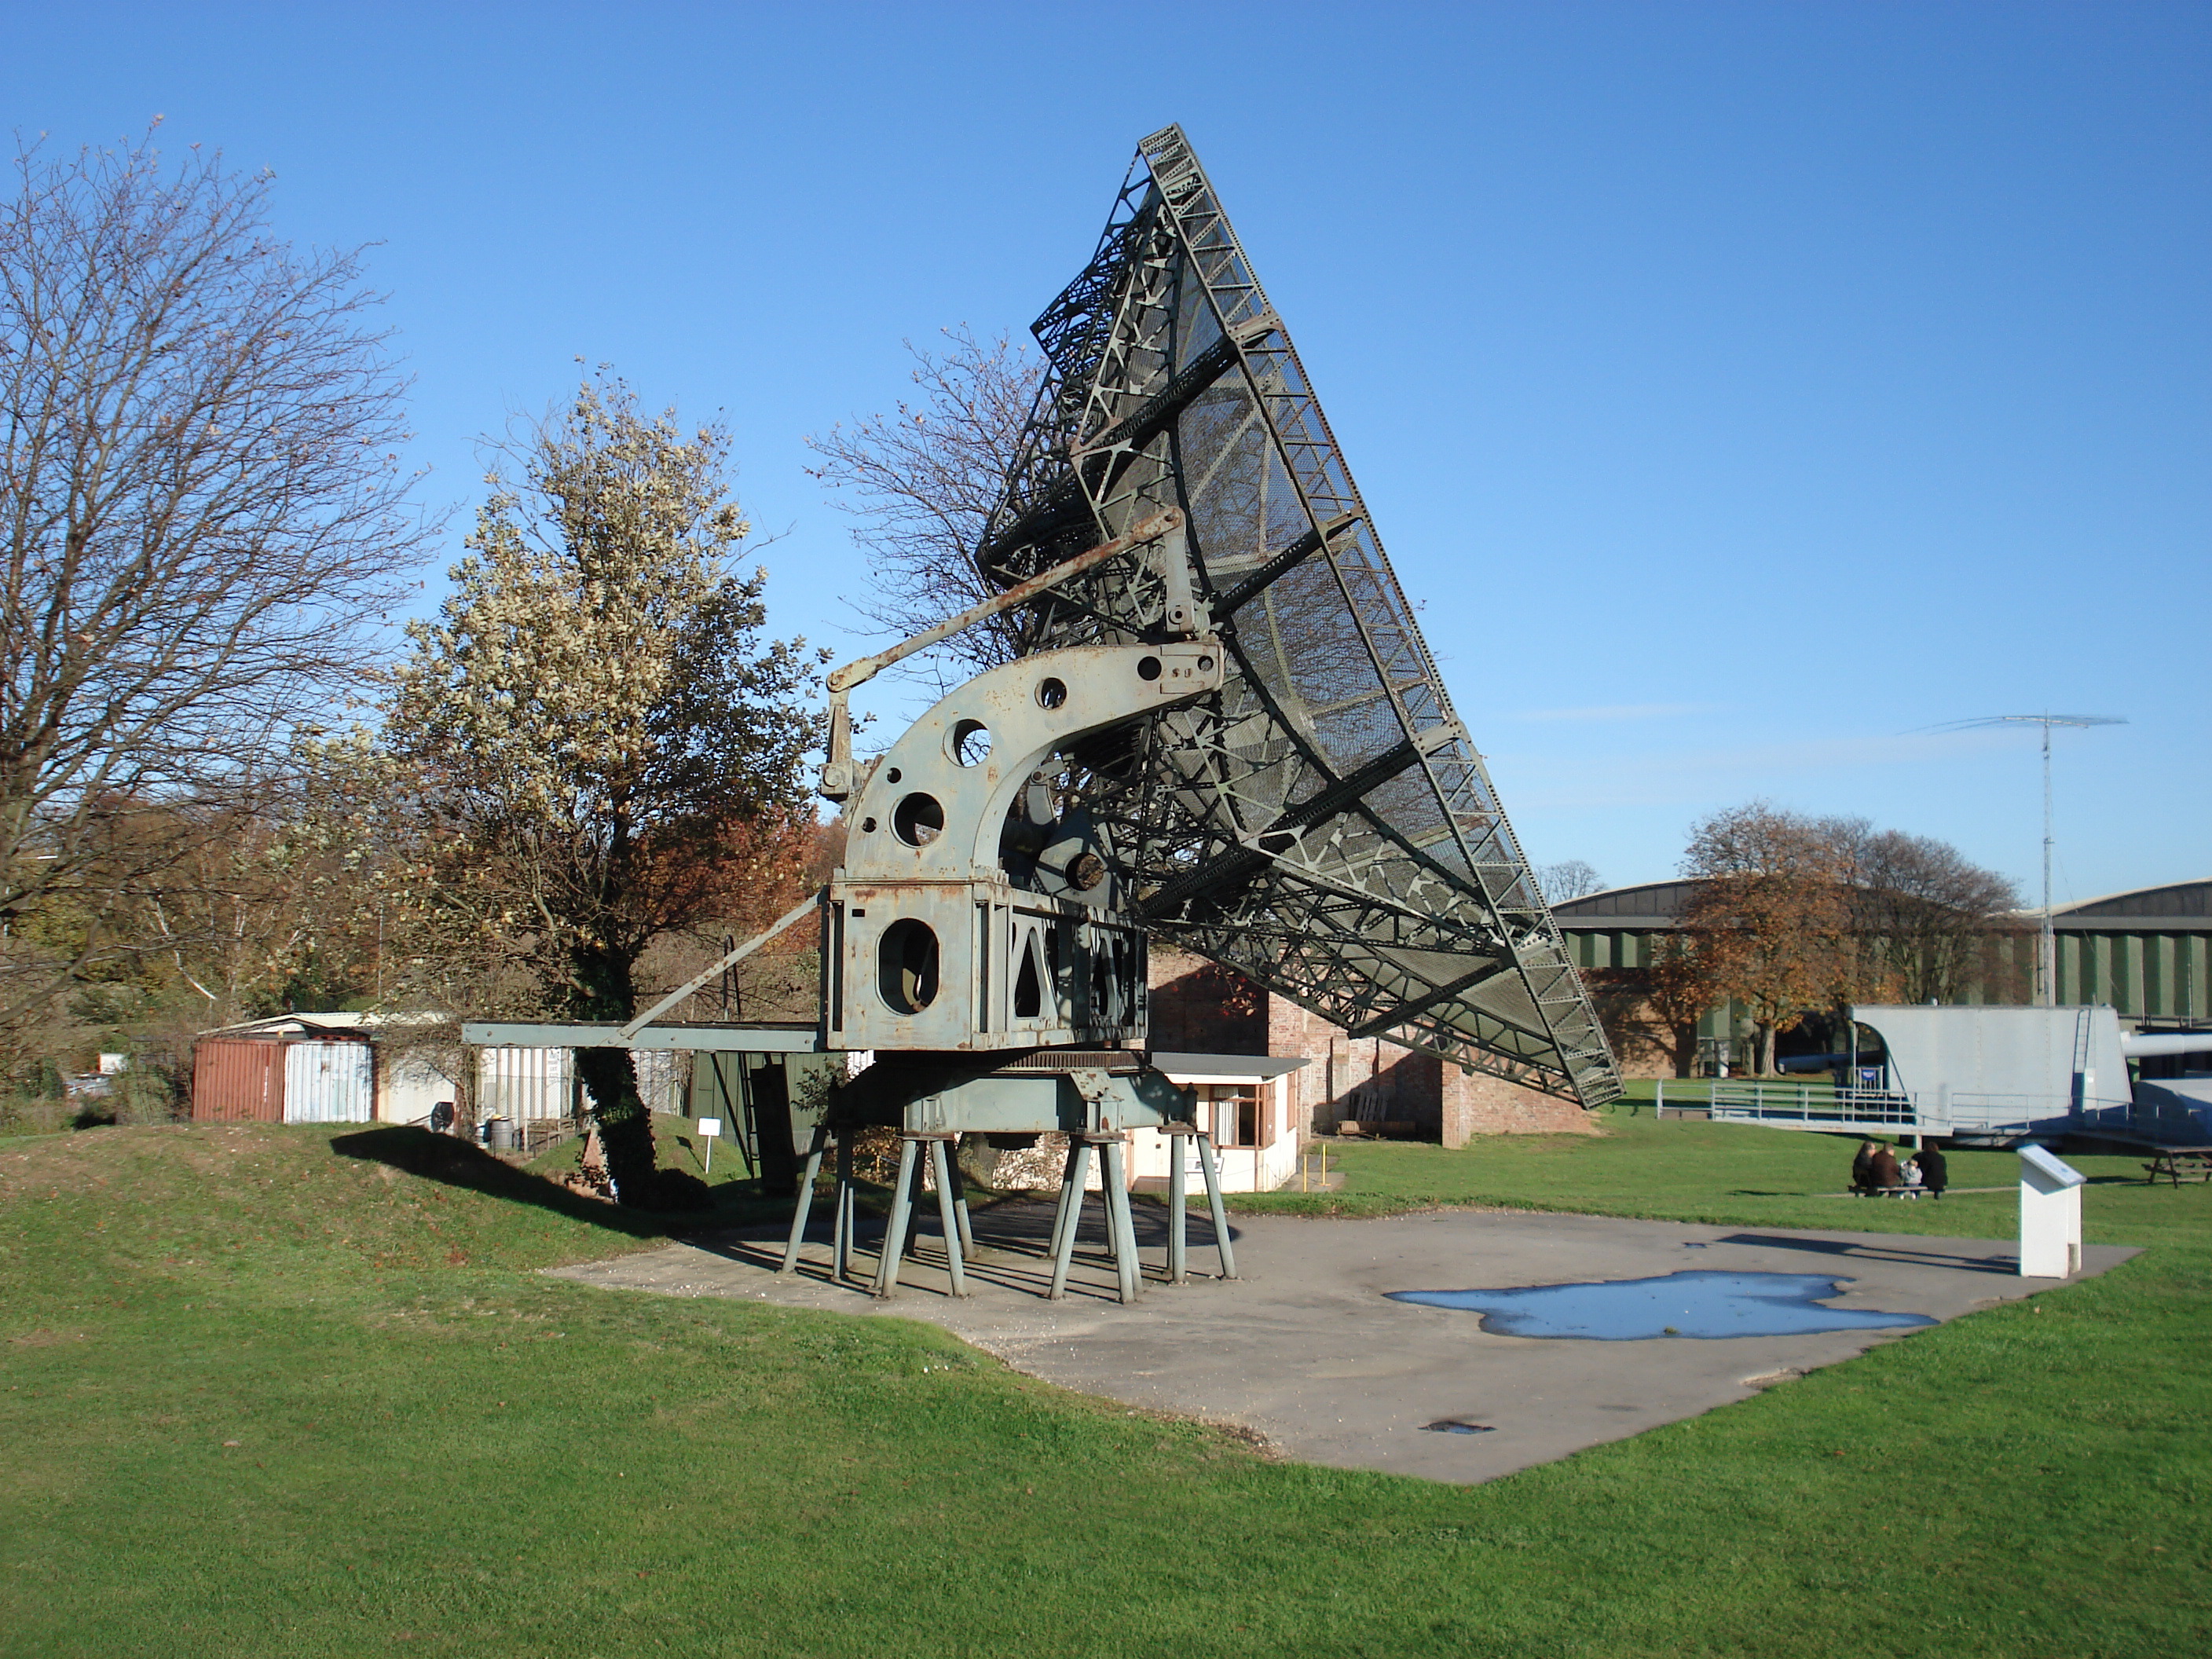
left=1654, top=1079, right=2119, bottom=1139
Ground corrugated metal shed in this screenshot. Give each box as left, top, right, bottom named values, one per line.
left=477, top=1045, right=687, bottom=1122
left=478, top=1046, right=577, bottom=1122
left=192, top=1033, right=375, bottom=1124
left=196, top=1013, right=459, bottom=1122
left=192, top=1038, right=287, bottom=1122
left=283, top=1042, right=373, bottom=1123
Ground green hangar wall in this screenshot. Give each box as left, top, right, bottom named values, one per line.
left=1551, top=877, right=2212, bottom=1025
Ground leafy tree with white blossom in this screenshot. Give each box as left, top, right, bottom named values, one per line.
left=379, top=373, right=822, bottom=1201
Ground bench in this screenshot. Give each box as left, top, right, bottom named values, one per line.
left=2142, top=1151, right=2212, bottom=1188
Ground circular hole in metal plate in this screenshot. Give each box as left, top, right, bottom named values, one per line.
left=884, top=766, right=902, bottom=784
left=859, top=817, right=877, bottom=834
left=1137, top=656, right=1163, bottom=682
left=1035, top=676, right=1068, bottom=709
left=947, top=719, right=991, bottom=767
left=892, top=792, right=944, bottom=847
left=876, top=918, right=939, bottom=1014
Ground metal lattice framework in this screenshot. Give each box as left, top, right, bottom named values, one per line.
left=976, top=126, right=1621, bottom=1106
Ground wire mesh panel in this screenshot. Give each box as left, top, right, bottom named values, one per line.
left=980, top=126, right=1621, bottom=1106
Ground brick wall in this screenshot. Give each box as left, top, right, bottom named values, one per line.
left=1148, top=950, right=1601, bottom=1141
left=1441, top=1068, right=1602, bottom=1143
left=1147, top=950, right=1267, bottom=1053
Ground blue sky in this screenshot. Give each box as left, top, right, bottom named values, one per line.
left=7, top=2, right=2205, bottom=903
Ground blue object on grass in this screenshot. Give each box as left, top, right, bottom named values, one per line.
left=1387, top=1270, right=1937, bottom=1340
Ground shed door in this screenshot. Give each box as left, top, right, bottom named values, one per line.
left=284, top=1042, right=373, bottom=1123
left=190, top=1039, right=285, bottom=1122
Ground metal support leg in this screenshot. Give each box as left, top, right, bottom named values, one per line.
left=1046, top=1138, right=1082, bottom=1265
left=873, top=1136, right=922, bottom=1300
left=832, top=1133, right=854, bottom=1284
left=928, top=1137, right=969, bottom=1298
left=1166, top=1126, right=1190, bottom=1285
left=1047, top=1141, right=1093, bottom=1301
left=1196, top=1130, right=1238, bottom=1280
left=779, top=1120, right=830, bottom=1274
left=946, top=1137, right=976, bottom=1256
left=1101, top=1137, right=1141, bottom=1304
left=902, top=1144, right=930, bottom=1259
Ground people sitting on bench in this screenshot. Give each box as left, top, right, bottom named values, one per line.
left=1850, top=1141, right=1946, bottom=1198
left=1912, top=1144, right=1947, bottom=1198
left=1867, top=1143, right=1901, bottom=1192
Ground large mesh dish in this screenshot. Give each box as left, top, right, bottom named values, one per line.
left=977, top=126, right=1621, bottom=1106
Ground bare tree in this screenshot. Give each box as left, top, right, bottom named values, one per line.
left=1535, top=859, right=1604, bottom=906
left=804, top=326, right=1041, bottom=689
left=0, top=126, right=432, bottom=1050
left=1826, top=819, right=2024, bottom=1005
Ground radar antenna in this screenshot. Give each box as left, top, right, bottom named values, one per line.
left=968, top=124, right=1620, bottom=1107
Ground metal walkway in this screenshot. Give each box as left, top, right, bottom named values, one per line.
left=1653, top=1080, right=2116, bottom=1144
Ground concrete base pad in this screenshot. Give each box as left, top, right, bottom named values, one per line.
left=550, top=1202, right=2134, bottom=1485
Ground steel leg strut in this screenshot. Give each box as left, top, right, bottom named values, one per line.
left=779, top=1120, right=830, bottom=1275
left=1196, top=1130, right=1238, bottom=1280
left=873, top=1136, right=921, bottom=1299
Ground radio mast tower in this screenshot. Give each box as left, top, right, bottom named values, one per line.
left=1935, top=713, right=2126, bottom=1005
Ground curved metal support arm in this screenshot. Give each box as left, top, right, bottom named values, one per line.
left=819, top=508, right=1183, bottom=800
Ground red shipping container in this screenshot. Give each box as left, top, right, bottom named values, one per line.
left=190, top=1038, right=286, bottom=1122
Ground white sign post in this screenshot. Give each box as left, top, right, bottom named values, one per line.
left=2018, top=1143, right=2086, bottom=1278
left=698, top=1117, right=723, bottom=1176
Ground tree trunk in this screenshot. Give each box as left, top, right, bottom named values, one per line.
left=1756, top=1023, right=1779, bottom=1077
left=1669, top=1023, right=1699, bottom=1079
left=567, top=948, right=657, bottom=1203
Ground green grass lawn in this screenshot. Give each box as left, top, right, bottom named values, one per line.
left=2, top=1112, right=2206, bottom=1657
left=1236, top=1110, right=2085, bottom=1236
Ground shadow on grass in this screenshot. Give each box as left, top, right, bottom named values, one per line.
left=328, top=1127, right=698, bottom=1243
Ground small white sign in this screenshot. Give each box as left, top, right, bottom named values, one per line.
left=2019, top=1144, right=2086, bottom=1188
left=698, top=1118, right=723, bottom=1138
left=2019, top=1144, right=2086, bottom=1278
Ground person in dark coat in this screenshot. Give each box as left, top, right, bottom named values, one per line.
left=1851, top=1142, right=1879, bottom=1193
left=1868, top=1144, right=1902, bottom=1191
left=1913, top=1145, right=1949, bottom=1198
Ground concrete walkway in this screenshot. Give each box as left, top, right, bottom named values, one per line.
left=549, top=1199, right=2135, bottom=1485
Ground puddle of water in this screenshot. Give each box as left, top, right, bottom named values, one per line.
left=1419, top=1419, right=1495, bottom=1434
left=1386, top=1270, right=1939, bottom=1341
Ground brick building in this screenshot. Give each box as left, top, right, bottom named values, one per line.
left=1147, top=949, right=1596, bottom=1147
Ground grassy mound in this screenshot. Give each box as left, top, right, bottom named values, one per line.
left=1, top=1119, right=2206, bottom=1657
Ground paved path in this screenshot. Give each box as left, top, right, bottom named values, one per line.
left=549, top=1200, right=2134, bottom=1485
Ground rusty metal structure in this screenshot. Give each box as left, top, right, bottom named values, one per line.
left=467, top=124, right=1618, bottom=1303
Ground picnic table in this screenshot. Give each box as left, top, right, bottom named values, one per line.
left=2141, top=1148, right=2212, bottom=1187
